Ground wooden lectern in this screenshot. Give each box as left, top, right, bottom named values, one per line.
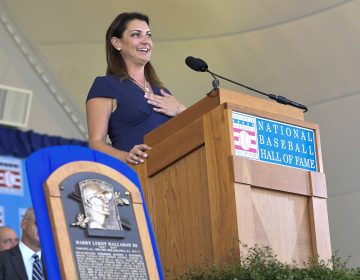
left=135, top=88, right=331, bottom=278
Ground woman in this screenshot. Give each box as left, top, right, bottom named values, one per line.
left=86, top=12, right=185, bottom=164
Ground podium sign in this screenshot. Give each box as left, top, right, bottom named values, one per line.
left=44, top=161, right=159, bottom=280
left=232, top=111, right=317, bottom=171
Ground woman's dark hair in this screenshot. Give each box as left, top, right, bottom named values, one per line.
left=105, top=12, right=163, bottom=88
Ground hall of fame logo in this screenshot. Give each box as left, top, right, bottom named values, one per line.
left=232, top=112, right=259, bottom=160
left=0, top=156, right=23, bottom=196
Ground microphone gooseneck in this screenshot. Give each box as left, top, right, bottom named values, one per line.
left=184, top=56, right=308, bottom=112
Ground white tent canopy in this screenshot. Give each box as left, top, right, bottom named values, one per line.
left=0, top=0, right=359, bottom=267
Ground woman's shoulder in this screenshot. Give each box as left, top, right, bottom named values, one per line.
left=93, top=75, right=133, bottom=88
left=87, top=75, right=120, bottom=100
left=87, top=75, right=134, bottom=101
left=93, top=74, right=119, bottom=85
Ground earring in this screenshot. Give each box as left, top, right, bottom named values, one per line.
left=117, top=47, right=121, bottom=51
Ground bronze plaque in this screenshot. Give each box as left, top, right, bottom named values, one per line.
left=44, top=161, right=159, bottom=280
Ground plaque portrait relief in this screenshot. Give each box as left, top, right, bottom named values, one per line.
left=79, top=179, right=122, bottom=231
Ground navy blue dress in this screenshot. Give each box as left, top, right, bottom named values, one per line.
left=86, top=75, right=171, bottom=152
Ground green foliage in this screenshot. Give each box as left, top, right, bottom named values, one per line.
left=176, top=245, right=360, bottom=280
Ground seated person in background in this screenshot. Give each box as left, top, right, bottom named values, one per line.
left=0, top=208, right=46, bottom=280
left=0, top=226, right=19, bottom=251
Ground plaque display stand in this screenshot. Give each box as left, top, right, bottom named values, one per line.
left=25, top=146, right=163, bottom=280
left=134, top=88, right=331, bottom=277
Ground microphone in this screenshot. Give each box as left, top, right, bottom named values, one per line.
left=185, top=56, right=220, bottom=93
left=185, top=56, right=308, bottom=112
left=185, top=56, right=208, bottom=72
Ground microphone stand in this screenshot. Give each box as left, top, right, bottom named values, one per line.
left=205, top=69, right=308, bottom=112
left=206, top=71, right=220, bottom=96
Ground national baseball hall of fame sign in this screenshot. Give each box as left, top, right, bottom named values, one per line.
left=232, top=111, right=317, bottom=172
left=44, top=161, right=159, bottom=280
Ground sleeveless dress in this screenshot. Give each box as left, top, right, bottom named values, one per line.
left=86, top=75, right=171, bottom=152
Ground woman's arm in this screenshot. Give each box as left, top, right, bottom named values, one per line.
left=86, top=97, right=128, bottom=161
left=86, top=97, right=150, bottom=164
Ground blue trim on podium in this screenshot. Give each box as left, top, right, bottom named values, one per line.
left=25, top=145, right=163, bottom=280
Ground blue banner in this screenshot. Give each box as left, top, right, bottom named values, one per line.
left=232, top=111, right=317, bottom=171
left=0, top=155, right=32, bottom=237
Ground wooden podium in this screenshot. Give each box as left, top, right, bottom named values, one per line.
left=135, top=88, right=331, bottom=278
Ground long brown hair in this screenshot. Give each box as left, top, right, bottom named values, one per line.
left=105, top=12, right=163, bottom=88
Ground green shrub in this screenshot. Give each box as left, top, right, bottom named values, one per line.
left=176, top=245, right=360, bottom=280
